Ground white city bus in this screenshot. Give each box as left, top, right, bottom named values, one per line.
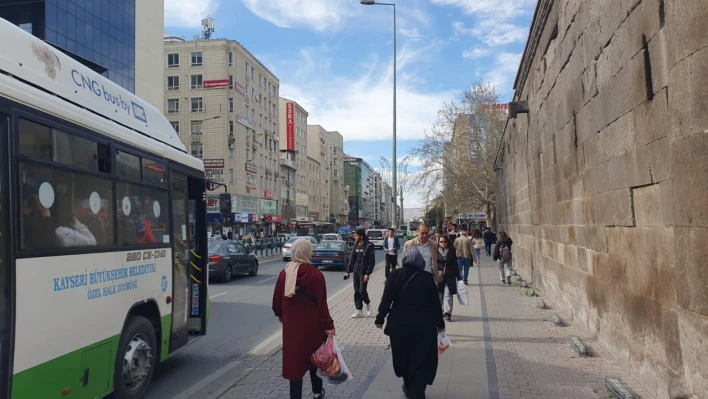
left=0, top=19, right=209, bottom=399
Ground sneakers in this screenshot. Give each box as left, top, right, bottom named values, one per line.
left=365, top=303, right=371, bottom=317
left=507, top=276, right=512, bottom=285
left=350, top=310, right=364, bottom=318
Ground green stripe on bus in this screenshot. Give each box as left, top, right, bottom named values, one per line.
left=13, top=314, right=171, bottom=399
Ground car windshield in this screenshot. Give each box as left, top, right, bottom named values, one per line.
left=367, top=230, right=383, bottom=239
left=286, top=237, right=309, bottom=244
left=316, top=242, right=345, bottom=251
left=208, top=242, right=224, bottom=252
left=322, top=235, right=337, bottom=240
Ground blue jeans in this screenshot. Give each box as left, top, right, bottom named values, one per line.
left=474, top=248, right=481, bottom=265
left=457, top=257, right=471, bottom=283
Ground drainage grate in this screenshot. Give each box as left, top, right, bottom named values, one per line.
left=537, top=299, right=547, bottom=309
left=605, top=377, right=641, bottom=399
left=549, top=313, right=563, bottom=326
left=569, top=336, right=590, bottom=357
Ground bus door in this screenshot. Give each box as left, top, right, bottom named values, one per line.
left=0, top=112, right=10, bottom=398
left=169, top=172, right=207, bottom=352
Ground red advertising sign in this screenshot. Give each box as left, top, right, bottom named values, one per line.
left=286, top=102, right=295, bottom=151
left=204, top=79, right=230, bottom=89
left=264, top=215, right=282, bottom=223
left=264, top=190, right=274, bottom=200
left=235, top=82, right=246, bottom=95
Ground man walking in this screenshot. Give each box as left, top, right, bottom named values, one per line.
left=402, top=224, right=442, bottom=283
left=482, top=227, right=496, bottom=256
left=454, top=231, right=475, bottom=285
left=345, top=228, right=376, bottom=318
left=383, top=227, right=400, bottom=281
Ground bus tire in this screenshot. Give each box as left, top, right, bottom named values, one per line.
left=114, top=316, right=158, bottom=399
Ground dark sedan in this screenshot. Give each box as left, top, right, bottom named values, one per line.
left=208, top=240, right=259, bottom=282
left=311, top=241, right=350, bottom=270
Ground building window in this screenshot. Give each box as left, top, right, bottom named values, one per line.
left=229, top=121, right=234, bottom=134
left=190, top=51, right=203, bottom=66
left=333, top=147, right=338, bottom=155
left=245, top=84, right=250, bottom=103
left=167, top=76, right=179, bottom=91
left=190, top=121, right=203, bottom=135
left=259, top=74, right=262, bottom=87
left=245, top=62, right=249, bottom=76
left=170, top=121, right=180, bottom=135
left=334, top=169, right=338, bottom=177
left=228, top=52, right=233, bottom=66
left=190, top=98, right=203, bottom=113
left=229, top=75, right=233, bottom=89
left=167, top=53, right=179, bottom=67
left=190, top=75, right=203, bottom=89
left=229, top=169, right=235, bottom=183
left=251, top=66, right=254, bottom=79
left=229, top=98, right=234, bottom=112
left=167, top=99, right=179, bottom=113
left=191, top=142, right=203, bottom=159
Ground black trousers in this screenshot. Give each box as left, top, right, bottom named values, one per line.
left=385, top=254, right=398, bottom=279
left=485, top=242, right=492, bottom=255
left=353, top=272, right=370, bottom=310
left=289, top=369, right=322, bottom=399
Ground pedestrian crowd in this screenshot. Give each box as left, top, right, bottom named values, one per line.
left=271, top=223, right=511, bottom=399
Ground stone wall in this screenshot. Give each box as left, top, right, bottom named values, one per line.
left=495, top=1, right=708, bottom=397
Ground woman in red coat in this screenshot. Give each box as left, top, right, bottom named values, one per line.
left=273, top=238, right=335, bottom=399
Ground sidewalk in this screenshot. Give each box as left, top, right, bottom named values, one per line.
left=218, top=256, right=654, bottom=399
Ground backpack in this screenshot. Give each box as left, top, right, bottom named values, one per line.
left=500, top=245, right=512, bottom=262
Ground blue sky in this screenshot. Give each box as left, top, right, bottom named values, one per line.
left=164, top=0, right=536, bottom=207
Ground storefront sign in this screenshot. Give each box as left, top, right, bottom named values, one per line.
left=286, top=102, right=295, bottom=151
left=237, top=115, right=252, bottom=129
left=264, top=190, right=274, bottom=200
left=296, top=192, right=308, bottom=207
left=245, top=163, right=257, bottom=174
left=204, top=159, right=224, bottom=168
left=259, top=199, right=278, bottom=215
left=207, top=195, right=219, bottom=213
left=204, top=79, right=230, bottom=89
left=233, top=195, right=258, bottom=214
left=264, top=215, right=282, bottom=223
left=245, top=173, right=256, bottom=190
left=205, top=169, right=224, bottom=184
left=235, top=82, right=246, bottom=95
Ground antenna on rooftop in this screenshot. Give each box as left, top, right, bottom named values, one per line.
left=201, top=16, right=215, bottom=40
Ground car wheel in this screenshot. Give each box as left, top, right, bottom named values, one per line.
left=283, top=257, right=288, bottom=262
left=113, top=316, right=157, bottom=399
left=249, top=260, right=259, bottom=276
left=223, top=265, right=233, bottom=283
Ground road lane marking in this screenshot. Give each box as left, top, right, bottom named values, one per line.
left=258, top=276, right=278, bottom=284
left=209, top=292, right=227, bottom=300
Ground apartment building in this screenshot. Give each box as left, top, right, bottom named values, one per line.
left=343, top=155, right=376, bottom=227
left=307, top=125, right=331, bottom=222
left=328, top=131, right=349, bottom=225
left=307, top=156, right=321, bottom=221
left=164, top=36, right=281, bottom=232
left=278, top=98, right=308, bottom=223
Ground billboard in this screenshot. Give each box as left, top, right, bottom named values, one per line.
left=203, top=79, right=230, bottom=89
left=286, top=102, right=295, bottom=151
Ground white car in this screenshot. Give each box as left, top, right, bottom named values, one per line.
left=366, top=229, right=387, bottom=249
left=321, top=233, right=343, bottom=242
left=282, top=236, right=318, bottom=261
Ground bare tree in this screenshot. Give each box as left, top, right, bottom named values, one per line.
left=410, top=81, right=506, bottom=228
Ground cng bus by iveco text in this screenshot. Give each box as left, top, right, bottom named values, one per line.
left=0, top=19, right=210, bottom=399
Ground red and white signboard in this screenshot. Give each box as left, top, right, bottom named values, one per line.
left=286, top=102, right=295, bottom=151
left=235, top=82, right=246, bottom=95
left=204, top=79, right=230, bottom=89
left=264, top=190, right=274, bottom=200
left=264, top=215, right=282, bottom=223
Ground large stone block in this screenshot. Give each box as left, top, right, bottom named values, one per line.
left=648, top=29, right=669, bottom=94
left=677, top=308, right=708, bottom=395
left=658, top=180, right=673, bottom=226
left=646, top=137, right=670, bottom=183
left=622, top=145, right=652, bottom=187
left=576, top=225, right=608, bottom=252
left=668, top=56, right=692, bottom=142
left=677, top=227, right=708, bottom=316
left=633, top=185, right=662, bottom=227
left=689, top=46, right=708, bottom=136
left=667, top=0, right=708, bottom=68
left=582, top=59, right=598, bottom=107
left=607, top=226, right=638, bottom=259
left=671, top=133, right=708, bottom=227
left=601, top=111, right=636, bottom=161
left=607, top=154, right=628, bottom=191
left=596, top=188, right=634, bottom=226
left=633, top=88, right=669, bottom=147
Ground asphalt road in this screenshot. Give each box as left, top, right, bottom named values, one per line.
left=146, top=239, right=400, bottom=399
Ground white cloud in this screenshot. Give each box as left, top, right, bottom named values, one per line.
left=399, top=28, right=423, bottom=41
left=453, top=20, right=528, bottom=46
left=431, top=0, right=536, bottom=20
left=240, top=0, right=357, bottom=32
left=276, top=42, right=456, bottom=143
left=462, top=47, right=493, bottom=59
left=482, top=52, right=522, bottom=94
left=165, top=0, right=219, bottom=28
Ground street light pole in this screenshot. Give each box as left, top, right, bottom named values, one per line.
left=361, top=1, right=397, bottom=228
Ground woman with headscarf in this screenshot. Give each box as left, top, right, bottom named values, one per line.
left=375, top=248, right=445, bottom=399
left=273, top=238, right=335, bottom=399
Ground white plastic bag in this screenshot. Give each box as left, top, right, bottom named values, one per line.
left=315, top=337, right=354, bottom=385
left=437, top=332, right=452, bottom=355
left=456, top=280, right=469, bottom=306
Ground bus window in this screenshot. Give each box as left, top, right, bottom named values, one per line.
left=142, top=158, right=167, bottom=186
left=115, top=182, right=169, bottom=246
left=116, top=149, right=141, bottom=181
left=19, top=163, right=114, bottom=249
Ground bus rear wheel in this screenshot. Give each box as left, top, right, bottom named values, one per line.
left=114, top=316, right=157, bottom=399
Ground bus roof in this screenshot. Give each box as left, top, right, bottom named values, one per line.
left=0, top=18, right=188, bottom=155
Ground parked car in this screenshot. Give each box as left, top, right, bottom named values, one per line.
left=282, top=236, right=318, bottom=261
left=208, top=240, right=259, bottom=282
left=311, top=241, right=350, bottom=270
left=321, top=233, right=343, bottom=242
left=366, top=229, right=387, bottom=248
left=395, top=229, right=404, bottom=238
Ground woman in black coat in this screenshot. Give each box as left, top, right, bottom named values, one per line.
left=437, top=236, right=461, bottom=322
left=375, top=248, right=445, bottom=399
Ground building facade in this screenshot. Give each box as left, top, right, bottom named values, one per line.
left=0, top=0, right=164, bottom=110
left=328, top=131, right=348, bottom=225
left=164, top=37, right=280, bottom=234
left=343, top=155, right=376, bottom=227
left=307, top=125, right=331, bottom=222
left=306, top=155, right=321, bottom=221
left=279, top=98, right=309, bottom=222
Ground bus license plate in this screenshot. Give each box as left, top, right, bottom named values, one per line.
left=322, top=260, right=333, bottom=263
